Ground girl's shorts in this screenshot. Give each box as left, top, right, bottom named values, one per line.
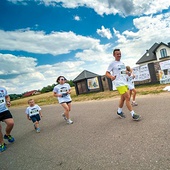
left=116, top=85, right=128, bottom=95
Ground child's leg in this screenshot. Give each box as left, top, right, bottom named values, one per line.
left=132, top=89, right=136, bottom=102
left=34, top=121, right=39, bottom=129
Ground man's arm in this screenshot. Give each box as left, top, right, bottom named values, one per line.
left=5, top=95, right=11, bottom=107
left=105, top=71, right=116, bottom=81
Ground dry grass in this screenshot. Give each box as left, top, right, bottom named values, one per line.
left=11, top=83, right=169, bottom=107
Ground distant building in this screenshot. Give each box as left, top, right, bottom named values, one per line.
left=135, top=42, right=170, bottom=84
left=73, top=70, right=112, bottom=95
left=23, top=90, right=40, bottom=97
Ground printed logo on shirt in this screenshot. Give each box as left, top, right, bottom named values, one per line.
left=118, top=64, right=126, bottom=74
left=30, top=108, right=39, bottom=114
left=60, top=87, right=68, bottom=97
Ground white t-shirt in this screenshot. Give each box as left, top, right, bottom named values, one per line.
left=127, top=74, right=135, bottom=90
left=53, top=83, right=72, bottom=104
left=107, top=60, right=127, bottom=87
left=0, top=87, right=8, bottom=113
left=25, top=104, right=41, bottom=117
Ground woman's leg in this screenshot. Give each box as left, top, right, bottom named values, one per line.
left=61, top=103, right=70, bottom=119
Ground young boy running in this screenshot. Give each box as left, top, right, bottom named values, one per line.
left=105, top=49, right=140, bottom=120
left=25, top=99, right=42, bottom=133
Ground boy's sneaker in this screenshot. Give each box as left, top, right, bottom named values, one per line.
left=62, top=113, right=67, bottom=121
left=132, top=114, right=140, bottom=121
left=4, top=135, right=15, bottom=143
left=36, top=128, right=40, bottom=133
left=132, top=102, right=138, bottom=106
left=117, top=112, right=126, bottom=118
left=67, top=119, right=73, bottom=124
left=0, top=143, right=7, bottom=152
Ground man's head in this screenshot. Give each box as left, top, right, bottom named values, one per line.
left=113, top=49, right=121, bottom=61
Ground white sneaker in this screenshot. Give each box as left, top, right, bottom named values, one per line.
left=62, top=113, right=67, bottom=121
left=67, top=119, right=73, bottom=124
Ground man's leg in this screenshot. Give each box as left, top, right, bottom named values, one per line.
left=3, top=118, right=15, bottom=142
left=4, top=118, right=14, bottom=136
left=0, top=124, right=4, bottom=144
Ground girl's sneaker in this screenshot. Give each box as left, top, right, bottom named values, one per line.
left=67, top=119, right=73, bottom=124
left=132, top=102, right=138, bottom=106
left=0, top=143, right=7, bottom=152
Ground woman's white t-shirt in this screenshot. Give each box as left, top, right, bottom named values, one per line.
left=53, top=83, right=72, bottom=104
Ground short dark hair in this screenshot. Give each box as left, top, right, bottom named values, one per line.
left=113, top=49, right=120, bottom=55
left=56, top=76, right=67, bottom=83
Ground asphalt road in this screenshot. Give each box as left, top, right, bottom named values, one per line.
left=0, top=92, right=170, bottom=170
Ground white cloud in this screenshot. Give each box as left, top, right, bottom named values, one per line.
left=0, top=53, right=86, bottom=94
left=8, top=0, right=170, bottom=16
left=74, top=15, right=80, bottom=21
left=112, top=13, right=170, bottom=67
left=97, top=26, right=113, bottom=39
left=0, top=29, right=104, bottom=56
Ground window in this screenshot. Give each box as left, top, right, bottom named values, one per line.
left=160, top=48, right=167, bottom=58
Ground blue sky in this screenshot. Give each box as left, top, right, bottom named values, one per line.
left=0, top=0, right=170, bottom=94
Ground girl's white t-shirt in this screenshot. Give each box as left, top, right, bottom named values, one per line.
left=53, top=83, right=72, bottom=104
left=107, top=60, right=127, bottom=87
left=127, top=74, right=135, bottom=90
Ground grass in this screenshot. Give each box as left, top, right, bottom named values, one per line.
left=10, top=83, right=169, bottom=107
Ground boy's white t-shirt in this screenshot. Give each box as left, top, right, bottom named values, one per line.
left=107, top=60, right=127, bottom=87
left=0, top=87, right=8, bottom=113
left=25, top=104, right=41, bottom=117
left=53, top=83, right=72, bottom=104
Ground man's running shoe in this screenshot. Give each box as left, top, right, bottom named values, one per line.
left=117, top=112, right=126, bottom=118
left=132, top=114, right=140, bottom=121
left=67, top=119, right=73, bottom=124
left=4, top=135, right=15, bottom=143
left=62, top=113, right=67, bottom=121
left=0, top=143, right=7, bottom=152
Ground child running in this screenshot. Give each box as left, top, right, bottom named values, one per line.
left=25, top=99, right=42, bottom=133
left=126, top=66, right=138, bottom=106
left=53, top=76, right=73, bottom=124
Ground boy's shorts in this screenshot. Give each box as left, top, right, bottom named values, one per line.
left=0, top=110, right=13, bottom=122
left=116, top=85, right=128, bottom=95
left=30, top=114, right=41, bottom=123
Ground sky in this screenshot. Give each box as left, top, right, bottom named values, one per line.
left=0, top=0, right=170, bottom=94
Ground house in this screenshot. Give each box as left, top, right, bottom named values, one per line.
left=73, top=70, right=111, bottom=95
left=135, top=42, right=170, bottom=84
left=23, top=90, right=40, bottom=97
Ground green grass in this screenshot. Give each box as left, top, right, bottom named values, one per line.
left=10, top=83, right=169, bottom=107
